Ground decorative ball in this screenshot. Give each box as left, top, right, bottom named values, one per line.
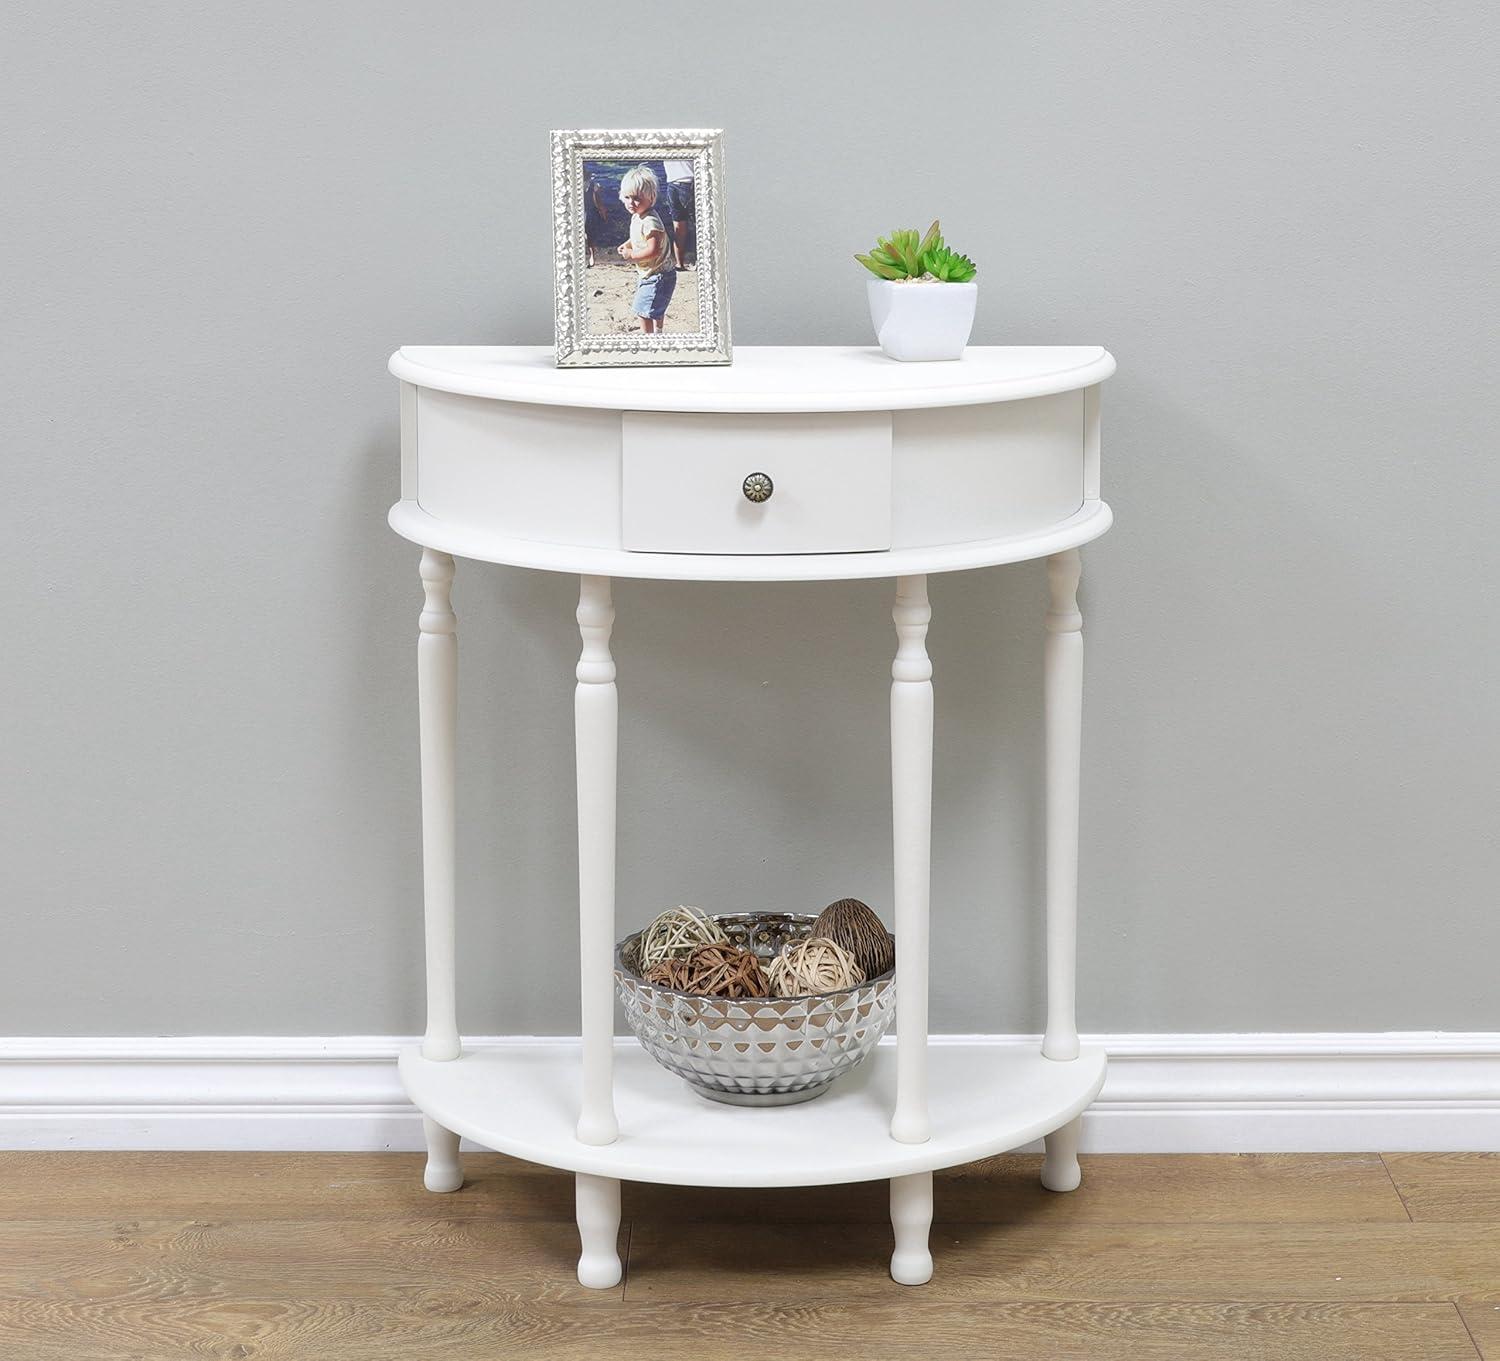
left=813, top=898, right=895, bottom=979
left=642, top=956, right=694, bottom=992
left=680, top=943, right=770, bottom=999
left=637, top=905, right=729, bottom=970
left=767, top=935, right=865, bottom=998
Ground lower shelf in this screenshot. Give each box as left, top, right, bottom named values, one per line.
left=400, top=1040, right=1106, bottom=1187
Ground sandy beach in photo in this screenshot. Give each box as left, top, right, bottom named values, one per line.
left=583, top=261, right=700, bottom=336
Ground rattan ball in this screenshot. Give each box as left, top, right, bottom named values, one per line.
left=813, top=898, right=895, bottom=979
left=637, top=905, right=729, bottom=969
left=767, top=935, right=865, bottom=998
left=679, top=943, right=770, bottom=999
left=642, top=956, right=694, bottom=992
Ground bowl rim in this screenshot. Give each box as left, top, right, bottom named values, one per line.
left=615, top=911, right=895, bottom=1004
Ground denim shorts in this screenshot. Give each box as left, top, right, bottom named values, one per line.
left=632, top=269, right=677, bottom=320
left=667, top=181, right=695, bottom=223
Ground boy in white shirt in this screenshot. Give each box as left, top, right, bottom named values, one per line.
left=615, top=165, right=677, bottom=333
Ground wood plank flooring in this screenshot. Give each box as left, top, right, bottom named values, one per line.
left=0, top=1151, right=1494, bottom=1359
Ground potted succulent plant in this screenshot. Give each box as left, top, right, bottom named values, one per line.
left=856, top=220, right=978, bottom=361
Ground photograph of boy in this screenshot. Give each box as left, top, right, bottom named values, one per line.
left=580, top=158, right=700, bottom=337
left=615, top=165, right=676, bottom=333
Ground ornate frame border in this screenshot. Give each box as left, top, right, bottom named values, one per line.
left=551, top=128, right=731, bottom=368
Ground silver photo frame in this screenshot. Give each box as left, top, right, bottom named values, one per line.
left=551, top=128, right=731, bottom=368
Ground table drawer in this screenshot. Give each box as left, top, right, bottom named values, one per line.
left=622, top=411, right=892, bottom=555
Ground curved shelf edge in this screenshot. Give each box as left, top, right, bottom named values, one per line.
left=400, top=1042, right=1107, bottom=1188
left=389, top=345, right=1117, bottom=413
left=387, top=500, right=1113, bottom=581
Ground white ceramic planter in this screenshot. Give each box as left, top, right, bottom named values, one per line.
left=867, top=279, right=978, bottom=361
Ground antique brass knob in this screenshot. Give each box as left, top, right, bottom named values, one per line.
left=742, top=472, right=774, bottom=503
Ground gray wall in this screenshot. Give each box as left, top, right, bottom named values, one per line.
left=4, top=2, right=1497, bottom=1037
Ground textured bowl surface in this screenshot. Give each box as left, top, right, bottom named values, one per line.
left=615, top=912, right=896, bottom=1105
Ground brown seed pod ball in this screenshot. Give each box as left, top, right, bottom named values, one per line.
left=813, top=898, right=895, bottom=979
left=767, top=935, right=865, bottom=998
left=680, top=943, right=770, bottom=999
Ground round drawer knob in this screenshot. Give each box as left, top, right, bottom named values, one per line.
left=742, top=472, right=774, bottom=504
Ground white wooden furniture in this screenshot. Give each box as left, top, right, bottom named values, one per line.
left=388, top=345, right=1115, bottom=1288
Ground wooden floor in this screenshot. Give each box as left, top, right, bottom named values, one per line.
left=1, top=1151, right=1496, bottom=1359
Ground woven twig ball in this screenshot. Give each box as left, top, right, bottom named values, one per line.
left=813, top=898, right=895, bottom=979
left=642, top=956, right=694, bottom=992
left=767, top=935, right=865, bottom=998
left=637, top=905, right=729, bottom=969
left=679, top=943, right=770, bottom=999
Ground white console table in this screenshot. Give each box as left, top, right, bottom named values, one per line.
left=387, top=344, right=1115, bottom=1288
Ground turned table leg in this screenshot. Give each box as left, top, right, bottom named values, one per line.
left=890, top=575, right=933, bottom=1145
left=574, top=578, right=621, bottom=1281
left=889, top=1170, right=934, bottom=1285
left=1042, top=1115, right=1083, bottom=1192
left=1041, top=548, right=1085, bottom=1194
left=417, top=548, right=463, bottom=1189
left=1042, top=549, right=1083, bottom=1064
left=575, top=575, right=619, bottom=1147
left=575, top=1172, right=622, bottom=1288
left=421, top=1116, right=463, bottom=1193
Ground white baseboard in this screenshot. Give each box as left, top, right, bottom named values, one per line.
left=3, top=1033, right=1497, bottom=1153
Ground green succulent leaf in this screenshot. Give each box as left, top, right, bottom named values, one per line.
left=921, top=243, right=977, bottom=282
left=855, top=251, right=905, bottom=280
left=858, top=220, right=976, bottom=280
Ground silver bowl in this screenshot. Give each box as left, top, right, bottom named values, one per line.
left=615, top=911, right=896, bottom=1106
